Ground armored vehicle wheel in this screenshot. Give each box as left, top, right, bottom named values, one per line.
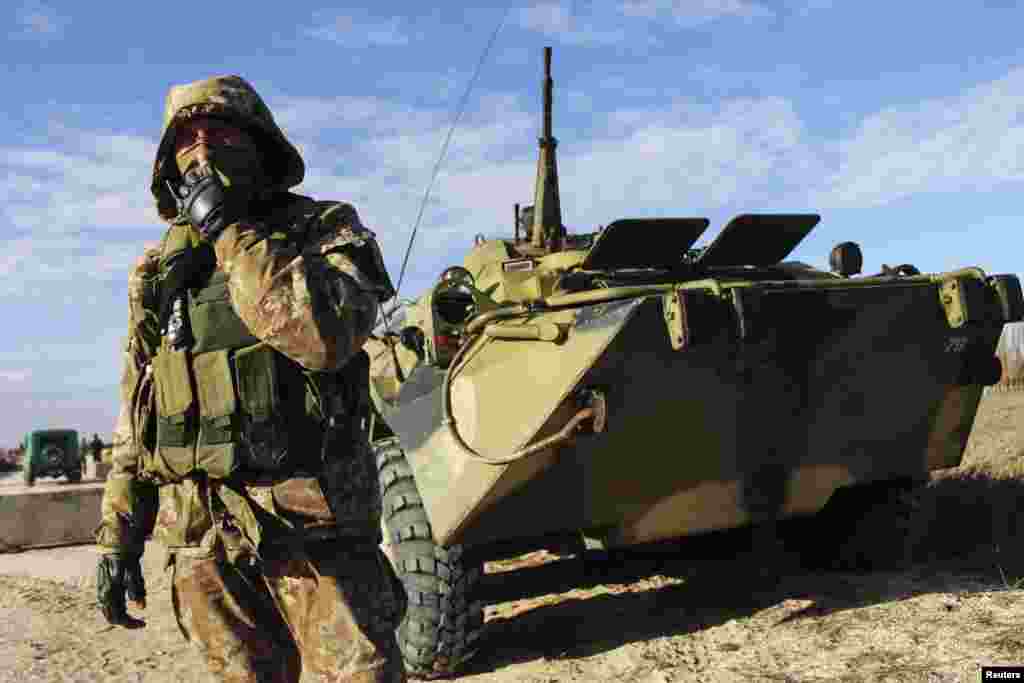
left=374, top=437, right=484, bottom=679
left=66, top=468, right=82, bottom=483
left=22, top=465, right=34, bottom=487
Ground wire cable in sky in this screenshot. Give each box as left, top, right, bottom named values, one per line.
left=389, top=6, right=511, bottom=310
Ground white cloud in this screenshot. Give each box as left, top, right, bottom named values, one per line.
left=0, top=328, right=123, bottom=367
left=554, top=97, right=816, bottom=214
left=515, top=0, right=782, bottom=46
left=10, top=1, right=68, bottom=42
left=0, top=127, right=161, bottom=297
left=0, top=369, right=31, bottom=383
left=271, top=94, right=443, bottom=139
left=688, top=62, right=808, bottom=96
left=1, top=387, right=119, bottom=448
left=286, top=100, right=537, bottom=278
left=516, top=0, right=774, bottom=43
left=515, top=2, right=630, bottom=46
left=288, top=91, right=820, bottom=289
left=0, top=128, right=157, bottom=233
left=567, top=89, right=595, bottom=114
left=288, top=63, right=1024, bottom=289
left=303, top=12, right=412, bottom=48
left=620, top=0, right=773, bottom=26
left=517, top=2, right=573, bottom=33
left=596, top=75, right=665, bottom=100
left=815, top=67, right=1024, bottom=208
left=9, top=61, right=1024, bottom=309
left=0, top=236, right=78, bottom=281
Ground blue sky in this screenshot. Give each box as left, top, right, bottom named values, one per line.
left=3, top=0, right=1024, bottom=446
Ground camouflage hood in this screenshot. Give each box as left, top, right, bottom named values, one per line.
left=151, top=75, right=305, bottom=220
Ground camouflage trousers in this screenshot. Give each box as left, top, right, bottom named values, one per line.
left=171, top=539, right=407, bottom=683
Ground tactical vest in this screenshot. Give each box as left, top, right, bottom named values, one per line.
left=143, top=263, right=358, bottom=484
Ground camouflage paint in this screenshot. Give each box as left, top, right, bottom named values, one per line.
left=376, top=269, right=1005, bottom=549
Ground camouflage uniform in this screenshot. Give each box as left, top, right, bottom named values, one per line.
left=96, top=76, right=406, bottom=683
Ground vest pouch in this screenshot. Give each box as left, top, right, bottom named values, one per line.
left=193, top=349, right=239, bottom=479
left=189, top=272, right=260, bottom=355
left=151, top=349, right=196, bottom=480
left=234, top=342, right=290, bottom=472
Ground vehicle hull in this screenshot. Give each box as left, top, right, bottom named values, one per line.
left=382, top=278, right=999, bottom=548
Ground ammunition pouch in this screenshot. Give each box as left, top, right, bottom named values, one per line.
left=150, top=348, right=196, bottom=481
left=189, top=271, right=259, bottom=354
left=143, top=269, right=338, bottom=483
left=140, top=207, right=374, bottom=484
left=148, top=342, right=329, bottom=482
left=194, top=349, right=238, bottom=478
left=235, top=342, right=318, bottom=474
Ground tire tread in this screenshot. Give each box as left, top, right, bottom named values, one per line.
left=374, top=437, right=483, bottom=678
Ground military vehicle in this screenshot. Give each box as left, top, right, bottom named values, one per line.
left=22, top=429, right=83, bottom=486
left=364, top=48, right=1022, bottom=677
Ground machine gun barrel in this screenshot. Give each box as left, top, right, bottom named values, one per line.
left=543, top=47, right=553, bottom=141
left=531, top=46, right=563, bottom=251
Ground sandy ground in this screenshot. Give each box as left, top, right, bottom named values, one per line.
left=2, top=391, right=1024, bottom=682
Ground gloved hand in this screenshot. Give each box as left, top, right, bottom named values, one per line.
left=97, top=553, right=147, bottom=628
left=176, top=167, right=233, bottom=243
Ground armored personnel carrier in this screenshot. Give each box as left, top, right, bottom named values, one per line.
left=364, top=48, right=1021, bottom=677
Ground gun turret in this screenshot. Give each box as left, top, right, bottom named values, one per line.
left=530, top=47, right=564, bottom=252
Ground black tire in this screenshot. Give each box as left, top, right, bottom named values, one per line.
left=66, top=468, right=82, bottom=483
left=23, top=465, right=34, bottom=487
left=375, top=437, right=483, bottom=679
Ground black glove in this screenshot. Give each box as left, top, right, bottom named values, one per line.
left=97, top=553, right=146, bottom=628
left=176, top=167, right=233, bottom=243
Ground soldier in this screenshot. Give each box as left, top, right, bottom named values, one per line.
left=89, top=433, right=103, bottom=464
left=518, top=204, right=535, bottom=242
left=95, top=75, right=406, bottom=683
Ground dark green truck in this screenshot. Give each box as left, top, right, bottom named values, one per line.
left=22, top=429, right=83, bottom=486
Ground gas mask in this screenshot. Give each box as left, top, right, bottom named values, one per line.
left=171, top=130, right=268, bottom=242
left=174, top=142, right=267, bottom=203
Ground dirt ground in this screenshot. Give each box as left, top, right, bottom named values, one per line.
left=2, top=391, right=1024, bottom=682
